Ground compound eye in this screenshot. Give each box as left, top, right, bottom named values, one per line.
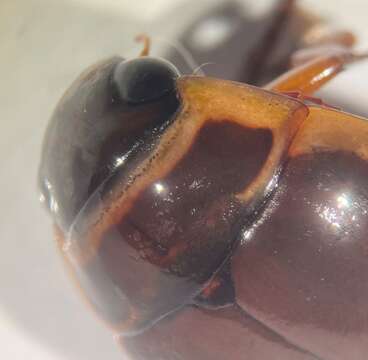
left=113, top=57, right=180, bottom=104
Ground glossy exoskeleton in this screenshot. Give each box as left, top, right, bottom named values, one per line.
left=38, top=4, right=368, bottom=360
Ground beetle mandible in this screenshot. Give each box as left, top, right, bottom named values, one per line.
left=38, top=6, right=368, bottom=360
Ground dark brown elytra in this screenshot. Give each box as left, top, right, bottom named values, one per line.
left=39, top=1, right=368, bottom=359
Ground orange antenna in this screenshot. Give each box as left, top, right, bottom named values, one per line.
left=135, top=34, right=151, bottom=57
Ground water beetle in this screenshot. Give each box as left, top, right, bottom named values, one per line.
left=38, top=9, right=368, bottom=360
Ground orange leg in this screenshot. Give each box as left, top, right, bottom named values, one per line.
left=265, top=49, right=355, bottom=95
left=265, top=28, right=367, bottom=95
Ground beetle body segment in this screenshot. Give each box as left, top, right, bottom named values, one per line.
left=39, top=50, right=368, bottom=359
left=54, top=73, right=308, bottom=334
left=121, top=305, right=317, bottom=360
left=233, top=107, right=368, bottom=360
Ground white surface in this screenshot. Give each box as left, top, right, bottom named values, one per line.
left=1, top=0, right=368, bottom=359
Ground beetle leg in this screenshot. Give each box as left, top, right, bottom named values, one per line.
left=303, top=28, right=356, bottom=49
left=265, top=49, right=359, bottom=95
left=239, top=0, right=297, bottom=84
left=291, top=27, right=356, bottom=67
left=265, top=21, right=368, bottom=95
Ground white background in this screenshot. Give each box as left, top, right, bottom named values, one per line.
left=1, top=0, right=368, bottom=359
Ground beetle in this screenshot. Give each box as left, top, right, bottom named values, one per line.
left=38, top=6, right=368, bottom=360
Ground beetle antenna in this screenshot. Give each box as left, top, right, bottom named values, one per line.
left=192, top=62, right=216, bottom=76
left=135, top=34, right=151, bottom=56
left=352, top=51, right=368, bottom=62
left=149, top=36, right=204, bottom=75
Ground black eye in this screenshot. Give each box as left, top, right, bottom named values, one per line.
left=113, top=57, right=180, bottom=104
